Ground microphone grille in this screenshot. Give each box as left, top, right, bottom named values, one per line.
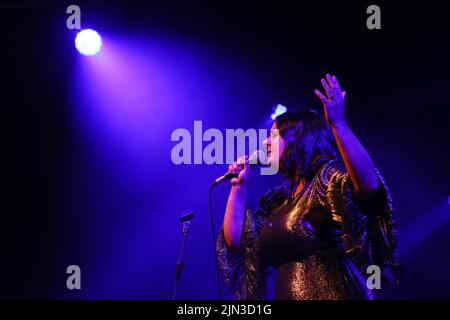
left=249, top=149, right=266, bottom=165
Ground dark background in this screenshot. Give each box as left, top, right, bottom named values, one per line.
left=2, top=0, right=449, bottom=299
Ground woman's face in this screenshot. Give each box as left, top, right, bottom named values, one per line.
left=263, top=122, right=286, bottom=167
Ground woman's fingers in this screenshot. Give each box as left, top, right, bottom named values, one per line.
left=326, top=74, right=334, bottom=89
left=230, top=156, right=249, bottom=175
left=230, top=161, right=237, bottom=174
left=237, top=155, right=248, bottom=165
left=320, top=78, right=332, bottom=98
left=332, top=75, right=342, bottom=92
left=320, top=74, right=344, bottom=100
left=242, top=156, right=250, bottom=171
left=229, top=155, right=251, bottom=186
left=315, top=89, right=327, bottom=104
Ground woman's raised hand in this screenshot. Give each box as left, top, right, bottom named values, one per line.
left=314, top=74, right=347, bottom=128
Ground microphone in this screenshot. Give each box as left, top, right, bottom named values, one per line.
left=211, top=150, right=265, bottom=187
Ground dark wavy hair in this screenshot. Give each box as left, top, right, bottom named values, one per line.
left=274, top=110, right=340, bottom=184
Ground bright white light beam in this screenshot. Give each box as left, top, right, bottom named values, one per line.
left=75, top=29, right=102, bottom=56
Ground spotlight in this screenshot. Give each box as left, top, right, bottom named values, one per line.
left=75, top=29, right=102, bottom=56
left=271, top=104, right=287, bottom=120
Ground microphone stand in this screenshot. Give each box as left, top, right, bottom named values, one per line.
left=172, top=211, right=194, bottom=300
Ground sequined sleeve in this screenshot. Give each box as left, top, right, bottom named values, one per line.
left=323, top=161, right=402, bottom=285
left=216, top=186, right=288, bottom=300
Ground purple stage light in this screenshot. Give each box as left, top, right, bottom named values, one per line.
left=75, top=29, right=102, bottom=56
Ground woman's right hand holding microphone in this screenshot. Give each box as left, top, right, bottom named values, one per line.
left=228, top=155, right=252, bottom=187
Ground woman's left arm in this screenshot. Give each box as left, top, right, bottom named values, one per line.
left=315, top=74, right=379, bottom=201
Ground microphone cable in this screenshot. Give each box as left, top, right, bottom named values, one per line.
left=209, top=184, right=222, bottom=300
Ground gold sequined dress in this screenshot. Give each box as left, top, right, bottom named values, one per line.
left=216, top=159, right=401, bottom=300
